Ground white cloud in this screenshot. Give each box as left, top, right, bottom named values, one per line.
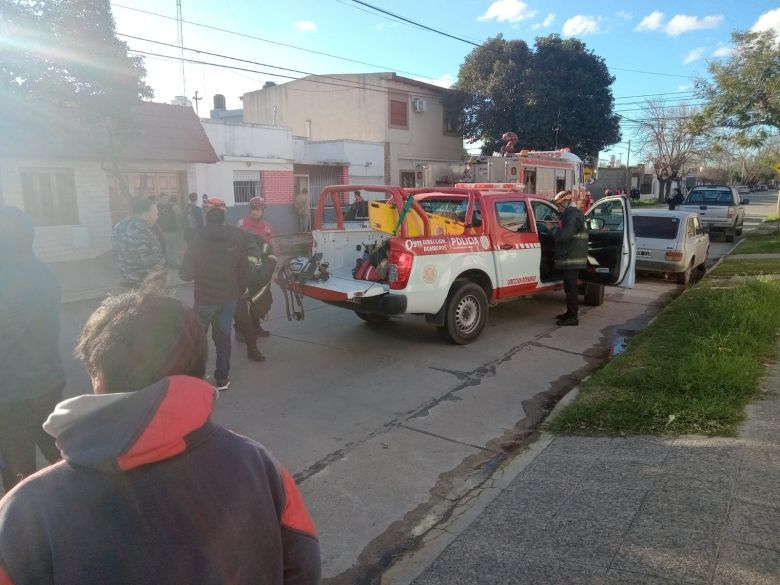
left=295, top=21, right=317, bottom=32
left=664, top=14, right=723, bottom=36
left=562, top=15, right=600, bottom=37
left=616, top=10, right=633, bottom=21
left=683, top=47, right=705, bottom=64
left=531, top=13, right=555, bottom=30
left=677, top=84, right=693, bottom=91
left=635, top=11, right=664, bottom=32
left=478, top=0, right=537, bottom=23
left=752, top=8, right=780, bottom=34
left=712, top=44, right=733, bottom=58
left=635, top=12, right=724, bottom=36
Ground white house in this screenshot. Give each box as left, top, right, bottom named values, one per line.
left=0, top=102, right=218, bottom=262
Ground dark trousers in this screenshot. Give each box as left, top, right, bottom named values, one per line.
left=0, top=388, right=62, bottom=492
left=195, top=302, right=237, bottom=381
left=562, top=269, right=579, bottom=317
left=234, top=298, right=259, bottom=348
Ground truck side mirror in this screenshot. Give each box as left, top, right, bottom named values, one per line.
left=587, top=217, right=605, bottom=230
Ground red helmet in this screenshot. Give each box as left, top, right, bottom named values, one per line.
left=205, top=197, right=227, bottom=209
left=249, top=196, right=266, bottom=209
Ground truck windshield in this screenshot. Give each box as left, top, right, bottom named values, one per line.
left=419, top=198, right=479, bottom=222
left=685, top=190, right=733, bottom=204
left=632, top=216, right=680, bottom=239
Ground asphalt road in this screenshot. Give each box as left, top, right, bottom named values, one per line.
left=56, top=191, right=776, bottom=583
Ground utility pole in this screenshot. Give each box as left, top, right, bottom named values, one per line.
left=553, top=107, right=561, bottom=150
left=176, top=0, right=185, bottom=97
left=625, top=139, right=631, bottom=192
left=192, top=90, right=202, bottom=116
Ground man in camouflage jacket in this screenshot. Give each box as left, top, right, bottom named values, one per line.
left=112, top=197, right=165, bottom=287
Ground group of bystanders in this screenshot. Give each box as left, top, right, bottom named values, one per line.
left=0, top=201, right=320, bottom=584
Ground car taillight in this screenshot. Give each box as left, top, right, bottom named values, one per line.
left=665, top=250, right=684, bottom=261
left=388, top=247, right=414, bottom=289
left=727, top=208, right=735, bottom=219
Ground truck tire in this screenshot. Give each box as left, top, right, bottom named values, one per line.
left=583, top=282, right=605, bottom=306
left=355, top=311, right=390, bottom=324
left=437, top=282, right=488, bottom=345
left=676, top=259, right=694, bottom=285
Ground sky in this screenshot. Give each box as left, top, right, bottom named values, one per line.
left=111, top=0, right=780, bottom=164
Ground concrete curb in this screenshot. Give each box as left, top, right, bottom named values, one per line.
left=381, top=222, right=762, bottom=584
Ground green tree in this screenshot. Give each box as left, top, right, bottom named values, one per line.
left=456, top=34, right=620, bottom=162
left=695, top=29, right=780, bottom=145
left=1, top=0, right=153, bottom=196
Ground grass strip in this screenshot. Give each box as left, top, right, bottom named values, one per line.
left=709, top=258, right=780, bottom=278
left=548, top=278, right=780, bottom=436
left=736, top=232, right=780, bottom=254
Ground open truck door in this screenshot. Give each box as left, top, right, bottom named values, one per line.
left=581, top=196, right=636, bottom=289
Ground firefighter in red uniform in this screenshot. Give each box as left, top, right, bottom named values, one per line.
left=236, top=197, right=276, bottom=340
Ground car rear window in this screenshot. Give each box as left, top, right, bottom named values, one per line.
left=685, top=189, right=734, bottom=204
left=632, top=216, right=680, bottom=239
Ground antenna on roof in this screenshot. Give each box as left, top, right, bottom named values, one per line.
left=176, top=0, right=186, bottom=97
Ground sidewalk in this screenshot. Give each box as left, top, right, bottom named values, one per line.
left=386, top=355, right=780, bottom=585
left=54, top=234, right=312, bottom=304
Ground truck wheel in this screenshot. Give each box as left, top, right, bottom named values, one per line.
left=437, top=282, right=488, bottom=345
left=355, top=311, right=390, bottom=324
left=676, top=259, right=693, bottom=285
left=583, top=283, right=605, bottom=306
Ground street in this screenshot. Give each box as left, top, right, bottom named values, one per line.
left=54, top=193, right=775, bottom=582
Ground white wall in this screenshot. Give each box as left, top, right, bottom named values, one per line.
left=0, top=158, right=112, bottom=262
left=202, top=120, right=294, bottom=160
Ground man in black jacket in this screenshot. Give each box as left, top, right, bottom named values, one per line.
left=547, top=190, right=588, bottom=327
left=0, top=207, right=65, bottom=492
left=180, top=198, right=262, bottom=390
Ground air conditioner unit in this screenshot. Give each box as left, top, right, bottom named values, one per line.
left=412, top=98, right=426, bottom=113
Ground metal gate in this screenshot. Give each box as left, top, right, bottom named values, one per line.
left=293, top=164, right=344, bottom=222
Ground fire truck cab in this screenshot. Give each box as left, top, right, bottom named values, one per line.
left=464, top=148, right=590, bottom=209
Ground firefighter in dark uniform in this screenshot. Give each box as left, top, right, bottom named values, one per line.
left=547, top=190, right=588, bottom=326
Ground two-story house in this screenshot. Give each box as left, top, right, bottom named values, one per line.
left=241, top=73, right=464, bottom=188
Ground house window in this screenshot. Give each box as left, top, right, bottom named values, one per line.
left=389, top=98, right=408, bottom=128
left=443, top=110, right=463, bottom=136
left=20, top=168, right=78, bottom=226
left=233, top=170, right=261, bottom=204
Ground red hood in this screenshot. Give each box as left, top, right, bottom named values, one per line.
left=43, top=376, right=216, bottom=472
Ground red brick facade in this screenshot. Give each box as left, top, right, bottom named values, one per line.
left=340, top=165, right=350, bottom=204
left=261, top=170, right=294, bottom=206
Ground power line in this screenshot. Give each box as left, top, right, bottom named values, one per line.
left=119, top=33, right=449, bottom=99
left=115, top=2, right=698, bottom=89
left=614, top=90, right=695, bottom=101
left=112, top=3, right=440, bottom=81
left=346, top=0, right=481, bottom=46
left=128, top=49, right=453, bottom=100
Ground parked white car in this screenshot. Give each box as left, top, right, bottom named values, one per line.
left=632, top=209, right=710, bottom=285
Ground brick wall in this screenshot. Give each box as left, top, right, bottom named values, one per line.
left=261, top=170, right=294, bottom=206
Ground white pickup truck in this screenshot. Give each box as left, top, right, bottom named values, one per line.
left=281, top=185, right=636, bottom=344
left=677, top=185, right=748, bottom=242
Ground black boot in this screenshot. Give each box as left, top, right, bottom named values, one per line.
left=247, top=347, right=266, bottom=362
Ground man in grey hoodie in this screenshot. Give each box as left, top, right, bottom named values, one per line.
left=0, top=206, right=65, bottom=492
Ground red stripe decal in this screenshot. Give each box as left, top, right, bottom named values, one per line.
left=117, top=377, right=214, bottom=471
left=0, top=564, right=15, bottom=585
left=280, top=466, right=317, bottom=537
